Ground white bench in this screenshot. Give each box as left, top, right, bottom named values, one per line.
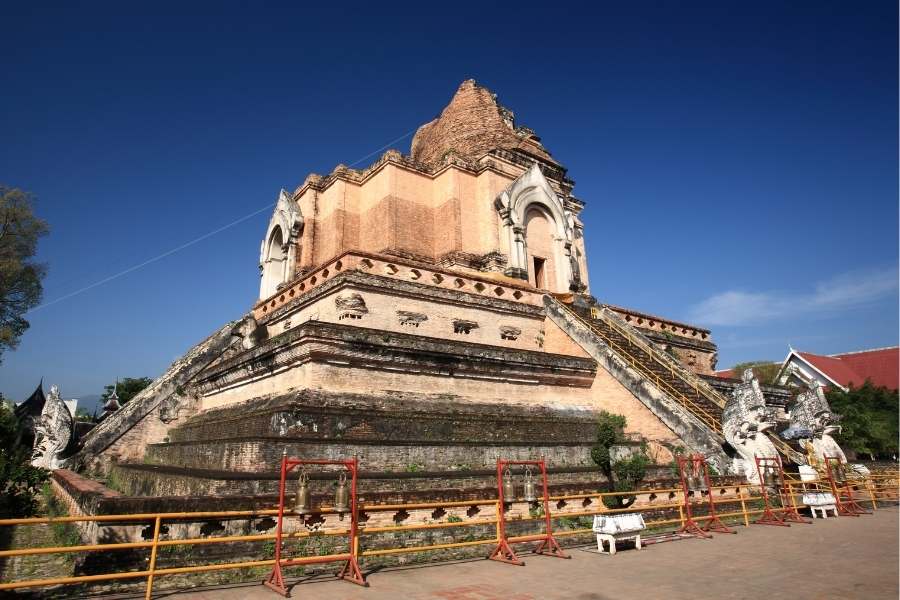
left=802, top=493, right=837, bottom=518
left=592, top=514, right=645, bottom=555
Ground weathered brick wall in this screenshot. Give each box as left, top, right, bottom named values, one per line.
left=145, top=441, right=595, bottom=477
left=170, top=391, right=598, bottom=446
left=94, top=406, right=173, bottom=471
left=410, top=80, right=556, bottom=168
left=197, top=321, right=596, bottom=411
left=110, top=464, right=618, bottom=498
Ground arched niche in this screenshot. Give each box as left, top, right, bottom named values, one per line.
left=260, top=226, right=285, bottom=299
left=523, top=206, right=556, bottom=289
left=259, top=189, right=303, bottom=300
left=494, top=163, right=576, bottom=293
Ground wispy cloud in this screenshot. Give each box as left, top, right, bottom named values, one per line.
left=687, top=266, right=898, bottom=327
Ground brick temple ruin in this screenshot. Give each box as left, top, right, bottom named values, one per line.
left=53, top=80, right=851, bottom=528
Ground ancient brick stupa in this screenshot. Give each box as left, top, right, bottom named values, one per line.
left=74, top=80, right=747, bottom=497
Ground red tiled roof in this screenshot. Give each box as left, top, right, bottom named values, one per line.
left=831, top=347, right=899, bottom=390
left=797, top=353, right=860, bottom=388
left=715, top=368, right=736, bottom=379
left=796, top=347, right=899, bottom=390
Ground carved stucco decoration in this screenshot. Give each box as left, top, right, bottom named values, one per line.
left=499, top=325, right=521, bottom=340
left=453, top=319, right=479, bottom=334
left=219, top=316, right=267, bottom=363
left=722, top=369, right=778, bottom=484
left=493, top=163, right=579, bottom=291
left=158, top=388, right=199, bottom=425
left=259, top=189, right=304, bottom=300
left=31, top=385, right=74, bottom=469
left=335, top=293, right=368, bottom=320
left=782, top=379, right=846, bottom=463
left=397, top=311, right=428, bottom=327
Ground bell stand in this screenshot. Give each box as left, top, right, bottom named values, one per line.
left=677, top=454, right=735, bottom=538
left=762, top=456, right=811, bottom=524
left=824, top=456, right=869, bottom=517
left=263, top=454, right=367, bottom=597
left=488, top=458, right=569, bottom=566
left=753, top=457, right=788, bottom=526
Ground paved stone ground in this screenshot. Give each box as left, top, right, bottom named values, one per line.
left=155, top=508, right=898, bottom=600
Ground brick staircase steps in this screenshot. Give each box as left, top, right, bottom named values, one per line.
left=558, top=302, right=727, bottom=435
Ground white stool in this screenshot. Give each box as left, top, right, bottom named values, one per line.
left=596, top=532, right=642, bottom=554
left=592, top=514, right=646, bottom=555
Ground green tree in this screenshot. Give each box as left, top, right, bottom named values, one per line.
left=827, top=382, right=899, bottom=460
left=729, top=361, right=781, bottom=384
left=590, top=411, right=650, bottom=509
left=101, top=377, right=153, bottom=405
left=0, top=186, right=49, bottom=362
left=0, top=399, right=49, bottom=517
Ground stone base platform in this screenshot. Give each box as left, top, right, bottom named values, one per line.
left=121, top=388, right=629, bottom=497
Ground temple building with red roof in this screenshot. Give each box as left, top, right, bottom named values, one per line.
left=775, top=346, right=899, bottom=391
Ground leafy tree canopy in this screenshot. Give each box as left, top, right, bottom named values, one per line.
left=729, top=361, right=781, bottom=384
left=590, top=411, right=650, bottom=509
left=101, top=377, right=153, bottom=405
left=0, top=398, right=49, bottom=516
left=827, top=381, right=899, bottom=460
left=0, top=186, right=49, bottom=363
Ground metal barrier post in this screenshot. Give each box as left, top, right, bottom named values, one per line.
left=487, top=460, right=519, bottom=564
left=264, top=453, right=290, bottom=594
left=698, top=456, right=735, bottom=534
left=824, top=456, right=869, bottom=516
left=865, top=478, right=878, bottom=510
left=144, top=516, right=162, bottom=600
left=336, top=458, right=366, bottom=586
left=532, top=458, right=568, bottom=559
left=738, top=486, right=749, bottom=527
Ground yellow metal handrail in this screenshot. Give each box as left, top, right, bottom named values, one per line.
left=560, top=302, right=723, bottom=433
left=596, top=305, right=728, bottom=410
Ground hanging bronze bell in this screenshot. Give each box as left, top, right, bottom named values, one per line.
left=763, top=467, right=776, bottom=487
left=502, top=467, right=516, bottom=501
left=333, top=472, right=350, bottom=513
left=771, top=468, right=782, bottom=487
left=523, top=467, right=537, bottom=503
left=686, top=469, right=699, bottom=491
left=294, top=470, right=311, bottom=515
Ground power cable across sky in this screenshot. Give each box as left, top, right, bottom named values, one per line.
left=27, top=129, right=418, bottom=314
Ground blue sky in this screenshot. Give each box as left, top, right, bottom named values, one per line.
left=1, top=1, right=897, bottom=402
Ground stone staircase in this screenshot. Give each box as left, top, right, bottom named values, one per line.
left=555, top=300, right=727, bottom=436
